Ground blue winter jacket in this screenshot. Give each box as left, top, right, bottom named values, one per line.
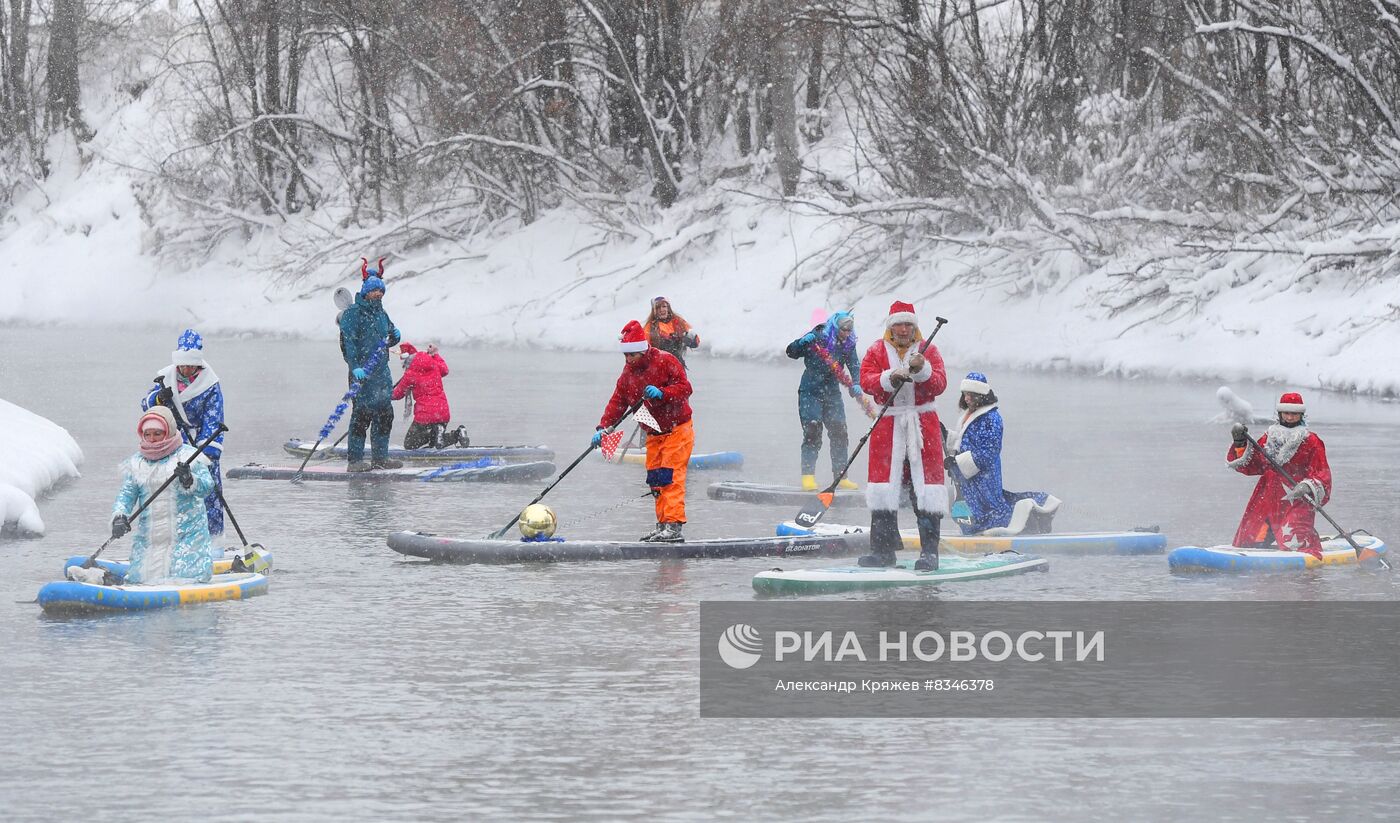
left=786, top=319, right=861, bottom=421
left=339, top=294, right=400, bottom=407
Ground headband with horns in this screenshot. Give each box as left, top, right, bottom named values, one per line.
left=361, top=257, right=387, bottom=280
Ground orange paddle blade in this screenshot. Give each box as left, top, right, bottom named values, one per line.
left=818, top=492, right=834, bottom=507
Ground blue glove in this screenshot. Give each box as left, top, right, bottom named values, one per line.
left=352, top=368, right=368, bottom=382
left=388, top=328, right=401, bottom=347
left=849, top=385, right=863, bottom=399
left=591, top=429, right=604, bottom=447
left=800, top=332, right=817, bottom=346
left=644, top=385, right=664, bottom=400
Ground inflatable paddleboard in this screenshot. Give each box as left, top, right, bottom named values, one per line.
left=707, top=481, right=867, bottom=508
left=611, top=451, right=744, bottom=470
left=283, top=438, right=554, bottom=463
left=753, top=553, right=1049, bottom=594
left=228, top=461, right=555, bottom=483
left=38, top=572, right=269, bottom=613
left=777, top=521, right=1166, bottom=556
left=387, top=529, right=869, bottom=564
left=64, top=545, right=273, bottom=579
left=1168, top=534, right=1388, bottom=573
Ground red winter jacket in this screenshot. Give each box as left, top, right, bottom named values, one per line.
left=392, top=353, right=451, bottom=424
left=599, top=348, right=693, bottom=434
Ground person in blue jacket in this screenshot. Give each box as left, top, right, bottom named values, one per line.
left=786, top=311, right=864, bottom=491
left=339, top=272, right=402, bottom=471
left=944, top=372, right=1060, bottom=535
left=143, top=328, right=226, bottom=537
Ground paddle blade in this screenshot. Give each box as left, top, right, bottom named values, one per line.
left=599, top=429, right=624, bottom=462
left=794, top=494, right=834, bottom=528
left=1357, top=547, right=1391, bottom=571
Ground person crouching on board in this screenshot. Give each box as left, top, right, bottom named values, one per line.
left=857, top=301, right=947, bottom=571
left=944, top=371, right=1061, bottom=535
left=593, top=320, right=695, bottom=543
left=111, top=407, right=216, bottom=584
left=393, top=343, right=469, bottom=450
left=1228, top=392, right=1331, bottom=559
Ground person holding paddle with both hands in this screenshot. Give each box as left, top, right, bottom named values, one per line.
left=1227, top=392, right=1331, bottom=559
left=857, top=301, right=948, bottom=571
left=593, top=320, right=695, bottom=543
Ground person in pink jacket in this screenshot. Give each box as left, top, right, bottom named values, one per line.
left=392, top=343, right=468, bottom=449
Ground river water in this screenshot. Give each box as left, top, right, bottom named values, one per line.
left=2, top=324, right=1399, bottom=821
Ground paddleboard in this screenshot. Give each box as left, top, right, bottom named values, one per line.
left=38, top=572, right=269, bottom=613
left=387, top=529, right=869, bottom=563
left=283, top=438, right=554, bottom=463
left=1168, top=534, right=1388, bottom=573
left=753, top=553, right=1049, bottom=594
left=777, top=521, right=1166, bottom=555
left=228, top=461, right=555, bottom=483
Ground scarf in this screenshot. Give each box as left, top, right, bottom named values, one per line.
left=139, top=409, right=184, bottom=461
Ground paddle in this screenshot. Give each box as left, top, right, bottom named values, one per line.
left=794, top=317, right=948, bottom=528
left=156, top=375, right=252, bottom=547
left=81, top=425, right=228, bottom=569
left=1235, top=424, right=1389, bottom=570
left=489, top=401, right=643, bottom=539
left=293, top=335, right=391, bottom=481
left=616, top=423, right=642, bottom=463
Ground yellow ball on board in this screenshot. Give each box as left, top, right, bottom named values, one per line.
left=518, top=504, right=557, bottom=538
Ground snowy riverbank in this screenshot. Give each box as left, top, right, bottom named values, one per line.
left=0, top=399, right=83, bottom=536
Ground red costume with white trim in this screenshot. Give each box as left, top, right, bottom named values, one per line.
left=858, top=307, right=948, bottom=514
left=1228, top=392, right=1331, bottom=557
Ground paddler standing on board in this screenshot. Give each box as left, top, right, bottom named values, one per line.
left=1227, top=391, right=1332, bottom=559
left=593, top=320, right=695, bottom=543
left=786, top=310, right=872, bottom=492
left=856, top=301, right=948, bottom=570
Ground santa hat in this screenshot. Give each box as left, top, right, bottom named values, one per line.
left=960, top=371, right=992, bottom=395
left=399, top=343, right=418, bottom=356
left=884, top=300, right=918, bottom=329
left=1277, top=392, right=1306, bottom=413
left=619, top=320, right=649, bottom=353
left=172, top=328, right=207, bottom=367
left=361, top=276, right=386, bottom=296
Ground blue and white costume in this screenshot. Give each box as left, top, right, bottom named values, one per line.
left=945, top=372, right=1060, bottom=535
left=143, top=329, right=226, bottom=537
left=115, top=443, right=216, bottom=584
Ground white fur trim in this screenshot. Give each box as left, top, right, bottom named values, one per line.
left=880, top=369, right=904, bottom=394
left=985, top=495, right=1062, bottom=536
left=172, top=349, right=207, bottom=367
left=885, top=311, right=917, bottom=328
left=950, top=403, right=997, bottom=451
left=865, top=398, right=946, bottom=515
left=955, top=450, right=979, bottom=479
left=960, top=377, right=991, bottom=395
left=1276, top=402, right=1305, bottom=413
left=620, top=339, right=648, bottom=353
left=1226, top=444, right=1253, bottom=470
left=910, top=358, right=934, bottom=383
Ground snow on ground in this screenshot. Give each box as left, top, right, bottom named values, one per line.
left=0, top=399, right=83, bottom=536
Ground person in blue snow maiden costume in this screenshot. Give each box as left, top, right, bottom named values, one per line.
left=339, top=266, right=403, bottom=471
left=144, top=328, right=226, bottom=538
left=944, top=372, right=1061, bottom=535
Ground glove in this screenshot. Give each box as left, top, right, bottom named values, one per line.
left=800, top=332, right=817, bottom=346
left=154, top=386, right=176, bottom=408
left=591, top=429, right=605, bottom=447
left=352, top=368, right=369, bottom=382
left=1231, top=423, right=1249, bottom=447
left=684, top=331, right=699, bottom=347
left=907, top=353, right=926, bottom=373
left=644, top=385, right=664, bottom=400
left=388, top=328, right=401, bottom=347
left=848, top=385, right=862, bottom=399
left=111, top=514, right=131, bottom=539
left=173, top=461, right=194, bottom=489
left=944, top=455, right=959, bottom=475
left=1283, top=479, right=1321, bottom=505
left=889, top=368, right=911, bottom=387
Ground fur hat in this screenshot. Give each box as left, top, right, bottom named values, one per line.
left=960, top=371, right=992, bottom=395
left=172, top=329, right=207, bottom=367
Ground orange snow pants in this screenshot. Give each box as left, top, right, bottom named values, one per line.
left=646, top=419, right=694, bottom=523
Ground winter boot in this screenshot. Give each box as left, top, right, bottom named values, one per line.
left=858, top=510, right=900, bottom=567
left=454, top=426, right=470, bottom=448
left=638, top=522, right=666, bottom=542
left=373, top=457, right=404, bottom=470
left=913, top=510, right=941, bottom=571
left=347, top=461, right=373, bottom=473
left=653, top=522, right=684, bottom=543
left=801, top=475, right=818, bottom=491
left=913, top=550, right=939, bottom=572
left=836, top=477, right=859, bottom=491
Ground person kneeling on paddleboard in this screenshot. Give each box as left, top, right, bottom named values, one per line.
left=393, top=343, right=469, bottom=450
left=112, top=407, right=216, bottom=584
left=1228, top=392, right=1332, bottom=559
left=594, top=320, right=695, bottom=543
left=858, top=301, right=947, bottom=571
left=945, top=371, right=1061, bottom=535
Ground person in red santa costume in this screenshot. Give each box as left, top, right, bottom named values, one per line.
left=856, top=301, right=948, bottom=570
left=1228, top=391, right=1332, bottom=558
left=594, top=320, right=696, bottom=543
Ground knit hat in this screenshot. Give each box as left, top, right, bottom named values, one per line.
left=172, top=329, right=207, bottom=367
left=1277, top=392, right=1306, bottom=413
left=960, top=371, right=992, bottom=395
left=361, top=276, right=387, bottom=297
left=361, top=257, right=386, bottom=280
left=620, top=320, right=649, bottom=353
left=885, top=300, right=918, bottom=329
left=399, top=343, right=418, bottom=356
left=138, top=406, right=177, bottom=436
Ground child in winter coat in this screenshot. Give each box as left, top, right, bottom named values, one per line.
left=393, top=343, right=469, bottom=449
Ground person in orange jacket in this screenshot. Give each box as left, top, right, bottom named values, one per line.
left=594, top=320, right=695, bottom=543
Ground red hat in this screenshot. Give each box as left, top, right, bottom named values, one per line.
left=399, top=343, right=418, bottom=355
left=1277, top=392, right=1305, bottom=413
left=619, top=320, right=649, bottom=353
left=885, top=300, right=917, bottom=329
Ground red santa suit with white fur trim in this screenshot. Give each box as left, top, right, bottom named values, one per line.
left=1228, top=422, right=1331, bottom=557
left=858, top=332, right=948, bottom=513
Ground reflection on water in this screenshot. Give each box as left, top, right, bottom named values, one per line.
left=2, top=324, right=1399, bottom=821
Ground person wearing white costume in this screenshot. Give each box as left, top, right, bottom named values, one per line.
left=144, top=328, right=226, bottom=540
left=112, top=407, right=216, bottom=584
